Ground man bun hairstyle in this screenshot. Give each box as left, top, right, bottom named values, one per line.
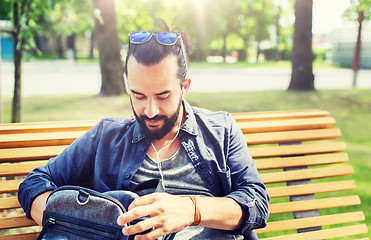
left=124, top=19, right=192, bottom=84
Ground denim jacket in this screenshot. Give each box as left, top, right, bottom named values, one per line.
left=18, top=100, right=269, bottom=236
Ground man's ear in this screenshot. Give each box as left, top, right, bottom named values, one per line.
left=182, top=78, right=191, bottom=96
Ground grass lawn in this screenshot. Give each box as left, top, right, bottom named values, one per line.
left=1, top=88, right=370, bottom=237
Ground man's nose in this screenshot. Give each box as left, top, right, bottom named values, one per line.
left=144, top=98, right=159, bottom=119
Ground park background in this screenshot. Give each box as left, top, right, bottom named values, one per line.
left=0, top=0, right=371, bottom=238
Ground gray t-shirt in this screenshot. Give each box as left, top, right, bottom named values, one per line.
left=130, top=146, right=213, bottom=197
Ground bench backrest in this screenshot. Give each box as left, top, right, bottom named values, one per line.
left=0, top=110, right=368, bottom=239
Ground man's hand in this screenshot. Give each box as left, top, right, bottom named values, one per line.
left=117, top=193, right=194, bottom=240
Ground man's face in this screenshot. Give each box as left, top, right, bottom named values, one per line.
left=127, top=54, right=185, bottom=140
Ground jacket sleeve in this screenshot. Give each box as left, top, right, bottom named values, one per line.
left=224, top=113, right=270, bottom=233
left=18, top=120, right=104, bottom=220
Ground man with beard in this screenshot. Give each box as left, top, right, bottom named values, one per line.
left=18, top=29, right=269, bottom=240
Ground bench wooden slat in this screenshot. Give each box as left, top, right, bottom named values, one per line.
left=0, top=215, right=37, bottom=229
left=245, top=128, right=341, bottom=145
left=269, top=195, right=361, bottom=214
left=0, top=145, right=67, bottom=162
left=0, top=142, right=345, bottom=163
left=0, top=232, right=40, bottom=240
left=260, top=224, right=368, bottom=240
left=0, top=197, right=21, bottom=210
left=254, top=152, right=348, bottom=170
left=0, top=161, right=47, bottom=177
left=256, top=211, right=365, bottom=234
left=0, top=120, right=97, bottom=134
left=0, top=179, right=23, bottom=194
left=0, top=142, right=346, bottom=163
left=260, top=165, right=353, bottom=184
left=0, top=131, right=85, bottom=149
left=0, top=128, right=342, bottom=149
left=250, top=142, right=346, bottom=158
left=238, top=117, right=336, bottom=134
left=267, top=180, right=356, bottom=198
left=232, top=109, right=330, bottom=122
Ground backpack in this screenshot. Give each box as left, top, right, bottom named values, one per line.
left=37, top=186, right=131, bottom=240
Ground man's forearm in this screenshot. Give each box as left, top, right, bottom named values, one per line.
left=196, top=196, right=244, bottom=231
left=30, top=191, right=52, bottom=226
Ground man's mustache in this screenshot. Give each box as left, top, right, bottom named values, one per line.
left=139, top=114, right=167, bottom=121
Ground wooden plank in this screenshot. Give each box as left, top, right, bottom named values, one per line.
left=238, top=117, right=336, bottom=134
left=0, top=120, right=97, bottom=134
left=232, top=109, right=330, bottom=122
left=267, top=180, right=356, bottom=198
left=0, top=131, right=85, bottom=149
left=0, top=161, right=47, bottom=177
left=0, top=197, right=21, bottom=210
left=245, top=128, right=341, bottom=145
left=0, top=179, right=24, bottom=194
left=0, top=215, right=37, bottom=229
left=254, top=152, right=349, bottom=170
left=269, top=195, right=361, bottom=214
left=0, top=232, right=40, bottom=240
left=259, top=224, right=368, bottom=240
left=250, top=142, right=346, bottom=158
left=260, top=165, right=353, bottom=184
left=256, top=211, right=365, bottom=234
left=0, top=145, right=67, bottom=162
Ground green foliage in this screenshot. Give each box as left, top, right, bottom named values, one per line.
left=0, top=0, right=12, bottom=20
left=344, top=0, right=371, bottom=21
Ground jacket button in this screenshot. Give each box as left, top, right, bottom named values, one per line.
left=141, top=148, right=145, bottom=152
left=125, top=174, right=130, bottom=179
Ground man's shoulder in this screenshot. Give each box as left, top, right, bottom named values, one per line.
left=190, top=105, right=233, bottom=126
left=97, top=115, right=136, bottom=131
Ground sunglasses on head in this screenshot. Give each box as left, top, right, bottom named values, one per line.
left=129, top=31, right=188, bottom=69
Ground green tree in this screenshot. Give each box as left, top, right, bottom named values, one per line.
left=93, top=0, right=126, bottom=96
left=11, top=0, right=46, bottom=122
left=235, top=0, right=276, bottom=62
left=288, top=0, right=314, bottom=91
left=344, top=0, right=371, bottom=88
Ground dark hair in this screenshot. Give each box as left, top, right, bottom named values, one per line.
left=124, top=29, right=192, bottom=84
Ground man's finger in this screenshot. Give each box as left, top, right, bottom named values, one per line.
left=134, top=227, right=167, bottom=240
left=122, top=216, right=160, bottom=236
left=128, top=193, right=161, bottom=211
left=117, top=205, right=154, bottom=226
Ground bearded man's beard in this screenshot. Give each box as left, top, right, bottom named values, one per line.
left=132, top=97, right=182, bottom=140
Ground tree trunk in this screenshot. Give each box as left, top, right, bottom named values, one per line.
left=89, top=31, right=95, bottom=60
left=256, top=41, right=261, bottom=63
left=221, top=32, right=227, bottom=62
left=12, top=2, right=22, bottom=123
left=288, top=0, right=315, bottom=91
left=56, top=35, right=64, bottom=58
left=352, top=10, right=364, bottom=88
left=66, top=33, right=77, bottom=61
left=275, top=5, right=281, bottom=62
left=93, top=0, right=125, bottom=96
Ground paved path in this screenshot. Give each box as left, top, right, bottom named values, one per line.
left=0, top=60, right=370, bottom=97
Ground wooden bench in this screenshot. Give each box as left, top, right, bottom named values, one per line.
left=0, top=109, right=368, bottom=239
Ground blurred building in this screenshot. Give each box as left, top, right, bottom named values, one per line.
left=0, top=20, right=13, bottom=60
left=313, top=21, right=371, bottom=69
left=331, top=22, right=371, bottom=69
